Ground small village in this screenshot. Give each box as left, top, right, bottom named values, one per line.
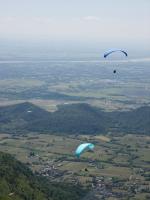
left=37, top=158, right=150, bottom=199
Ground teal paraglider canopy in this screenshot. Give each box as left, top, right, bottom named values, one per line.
left=104, top=49, right=128, bottom=58
left=75, top=143, right=95, bottom=158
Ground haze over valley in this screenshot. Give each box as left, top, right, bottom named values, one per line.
left=0, top=0, right=150, bottom=199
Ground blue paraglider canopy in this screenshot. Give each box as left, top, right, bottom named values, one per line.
left=104, top=49, right=128, bottom=58
left=75, top=143, right=95, bottom=158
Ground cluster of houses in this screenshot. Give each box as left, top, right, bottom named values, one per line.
left=29, top=153, right=150, bottom=199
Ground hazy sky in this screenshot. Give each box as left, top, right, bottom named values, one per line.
left=0, top=0, right=150, bottom=48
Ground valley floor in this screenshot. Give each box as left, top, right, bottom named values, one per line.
left=0, top=133, right=150, bottom=199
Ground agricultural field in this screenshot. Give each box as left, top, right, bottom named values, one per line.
left=0, top=60, right=150, bottom=112
left=0, top=133, right=150, bottom=199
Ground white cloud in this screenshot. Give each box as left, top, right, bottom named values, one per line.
left=0, top=16, right=149, bottom=42
left=82, top=16, right=101, bottom=21
left=32, top=17, right=53, bottom=24
left=72, top=16, right=102, bottom=22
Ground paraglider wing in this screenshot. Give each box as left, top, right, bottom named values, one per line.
left=75, top=143, right=95, bottom=158
left=104, top=49, right=128, bottom=58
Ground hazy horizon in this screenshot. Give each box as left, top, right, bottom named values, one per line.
left=0, top=1, right=150, bottom=43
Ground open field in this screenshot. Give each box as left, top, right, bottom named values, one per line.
left=0, top=60, right=150, bottom=112
left=0, top=133, right=150, bottom=199
left=0, top=133, right=149, bottom=177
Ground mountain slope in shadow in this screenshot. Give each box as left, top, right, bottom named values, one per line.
left=0, top=102, right=150, bottom=135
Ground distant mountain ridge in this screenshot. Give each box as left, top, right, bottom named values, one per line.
left=0, top=102, right=150, bottom=135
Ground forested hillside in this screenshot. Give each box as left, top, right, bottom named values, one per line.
left=0, top=152, right=87, bottom=200
left=0, top=102, right=150, bottom=135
